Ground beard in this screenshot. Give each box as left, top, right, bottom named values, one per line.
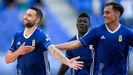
left=25, top=23, right=34, bottom=28
left=24, top=20, right=35, bottom=28
left=104, top=18, right=116, bottom=24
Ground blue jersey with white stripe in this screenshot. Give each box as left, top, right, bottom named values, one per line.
left=9, top=28, right=52, bottom=75
left=79, top=24, right=133, bottom=75
left=66, top=35, right=92, bottom=75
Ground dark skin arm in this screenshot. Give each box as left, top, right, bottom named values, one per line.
left=55, top=40, right=82, bottom=50
left=57, top=63, right=69, bottom=75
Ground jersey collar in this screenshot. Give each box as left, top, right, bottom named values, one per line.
left=105, top=24, right=121, bottom=34
left=76, top=34, right=79, bottom=40
left=23, top=27, right=37, bottom=39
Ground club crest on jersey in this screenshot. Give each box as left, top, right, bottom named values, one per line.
left=32, top=39, right=35, bottom=46
left=118, top=35, right=122, bottom=42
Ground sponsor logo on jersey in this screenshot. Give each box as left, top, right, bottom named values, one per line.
left=17, top=41, right=21, bottom=45
left=98, top=63, right=104, bottom=75
left=46, top=34, right=50, bottom=41
left=100, top=35, right=106, bottom=39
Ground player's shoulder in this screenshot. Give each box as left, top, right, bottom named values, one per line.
left=121, top=24, right=129, bottom=29
left=90, top=24, right=105, bottom=32
left=120, top=24, right=132, bottom=32
left=119, top=24, right=133, bottom=36
left=36, top=28, right=49, bottom=38
left=96, top=24, right=105, bottom=29
left=68, top=35, right=77, bottom=41
left=16, top=30, right=23, bottom=34
left=15, top=30, right=23, bottom=36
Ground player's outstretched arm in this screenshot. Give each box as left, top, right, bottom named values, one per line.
left=55, top=40, right=82, bottom=50
left=5, top=43, right=35, bottom=64
left=57, top=63, right=69, bottom=75
left=48, top=44, right=83, bottom=70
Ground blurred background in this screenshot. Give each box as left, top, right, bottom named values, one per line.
left=0, top=0, right=133, bottom=75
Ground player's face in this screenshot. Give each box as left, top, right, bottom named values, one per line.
left=77, top=17, right=89, bottom=34
left=24, top=9, right=38, bottom=28
left=103, top=6, right=117, bottom=24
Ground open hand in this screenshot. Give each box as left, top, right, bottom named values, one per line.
left=68, top=56, right=84, bottom=70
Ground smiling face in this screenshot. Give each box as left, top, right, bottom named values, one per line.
left=23, top=9, right=38, bottom=28
left=103, top=5, right=120, bottom=25
left=77, top=17, right=90, bottom=34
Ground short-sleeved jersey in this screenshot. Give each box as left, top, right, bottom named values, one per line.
left=79, top=24, right=133, bottom=75
left=9, top=28, right=52, bottom=75
left=66, top=35, right=92, bottom=75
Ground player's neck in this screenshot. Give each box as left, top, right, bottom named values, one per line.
left=106, top=21, right=119, bottom=31
left=24, top=26, right=37, bottom=36
left=78, top=33, right=85, bottom=38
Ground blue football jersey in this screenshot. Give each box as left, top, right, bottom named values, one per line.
left=66, top=35, right=92, bottom=75
left=9, top=28, right=52, bottom=75
left=79, top=24, right=133, bottom=75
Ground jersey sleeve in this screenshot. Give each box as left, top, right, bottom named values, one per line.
left=9, top=32, right=18, bottom=52
left=79, top=28, right=97, bottom=46
left=41, top=33, right=52, bottom=49
left=127, top=30, right=133, bottom=46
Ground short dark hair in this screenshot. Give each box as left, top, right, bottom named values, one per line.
left=78, top=12, right=90, bottom=25
left=29, top=7, right=43, bottom=23
left=105, top=2, right=124, bottom=17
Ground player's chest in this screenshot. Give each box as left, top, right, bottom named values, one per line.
left=15, top=36, right=41, bottom=49
left=98, top=32, right=127, bottom=44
